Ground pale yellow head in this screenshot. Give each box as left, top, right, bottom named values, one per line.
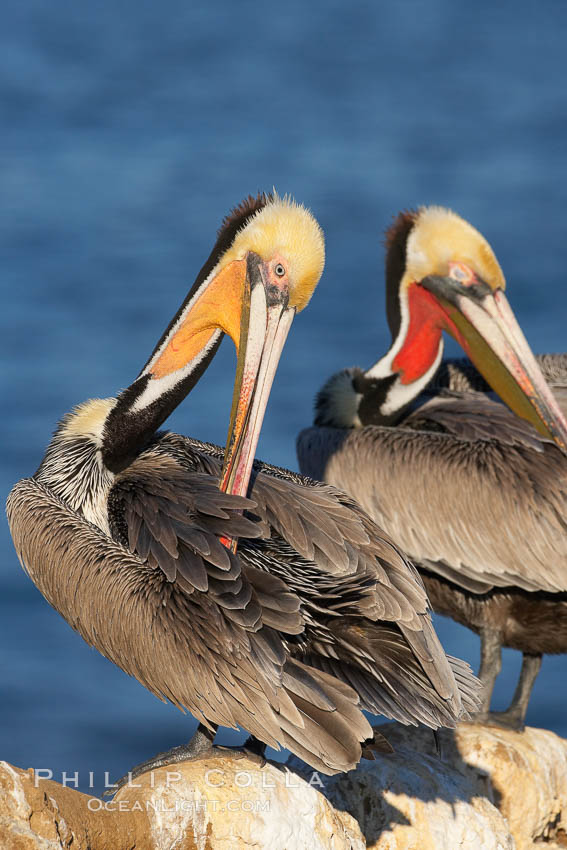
left=148, top=193, right=325, bottom=381
left=223, top=193, right=325, bottom=311
left=404, top=206, right=506, bottom=291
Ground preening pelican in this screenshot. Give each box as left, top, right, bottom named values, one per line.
left=8, top=196, right=478, bottom=781
left=298, top=206, right=567, bottom=728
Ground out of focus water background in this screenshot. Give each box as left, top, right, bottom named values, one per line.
left=2, top=1, right=566, bottom=794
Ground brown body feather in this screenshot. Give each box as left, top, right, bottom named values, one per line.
left=297, top=354, right=567, bottom=717
left=423, top=572, right=567, bottom=656
left=8, top=428, right=479, bottom=774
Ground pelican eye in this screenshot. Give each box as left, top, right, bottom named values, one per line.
left=274, top=263, right=286, bottom=277
left=448, top=261, right=476, bottom=287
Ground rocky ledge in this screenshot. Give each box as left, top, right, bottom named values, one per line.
left=2, top=723, right=567, bottom=849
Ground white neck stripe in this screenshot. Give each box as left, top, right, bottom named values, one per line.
left=131, top=329, right=223, bottom=413
left=365, top=280, right=410, bottom=380
left=380, top=340, right=444, bottom=416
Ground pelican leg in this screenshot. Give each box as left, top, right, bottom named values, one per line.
left=488, top=653, right=542, bottom=731
left=105, top=722, right=217, bottom=796
left=476, top=627, right=502, bottom=714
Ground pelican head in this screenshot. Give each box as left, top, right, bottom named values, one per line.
left=209, top=194, right=325, bottom=499
left=94, top=193, right=325, bottom=502
left=323, top=206, right=567, bottom=448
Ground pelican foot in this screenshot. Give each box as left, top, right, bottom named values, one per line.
left=104, top=723, right=217, bottom=797
left=104, top=731, right=268, bottom=797
left=469, top=709, right=524, bottom=732
left=486, top=709, right=525, bottom=732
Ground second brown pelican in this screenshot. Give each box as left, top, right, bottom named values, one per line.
left=7, top=195, right=479, bottom=780
left=298, top=206, right=567, bottom=729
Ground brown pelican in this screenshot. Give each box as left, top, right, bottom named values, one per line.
left=7, top=195, right=478, bottom=781
left=298, top=206, right=567, bottom=729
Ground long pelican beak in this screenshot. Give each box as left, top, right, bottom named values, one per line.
left=148, top=252, right=296, bottom=501
left=219, top=253, right=295, bottom=548
left=422, top=275, right=567, bottom=449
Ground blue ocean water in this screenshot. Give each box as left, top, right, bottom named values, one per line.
left=1, top=0, right=566, bottom=794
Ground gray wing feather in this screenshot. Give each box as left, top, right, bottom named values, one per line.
left=297, top=414, right=567, bottom=594
left=160, top=434, right=477, bottom=726
left=407, top=391, right=550, bottom=451
left=110, top=454, right=259, bottom=599
left=166, top=437, right=432, bottom=628
left=7, top=477, right=374, bottom=774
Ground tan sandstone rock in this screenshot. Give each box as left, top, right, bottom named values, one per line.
left=456, top=723, right=567, bottom=849
left=112, top=753, right=364, bottom=850
left=385, top=722, right=567, bottom=850
left=308, top=722, right=567, bottom=850
left=0, top=759, right=154, bottom=850
left=290, top=729, right=512, bottom=850
left=3, top=724, right=567, bottom=849
left=0, top=755, right=363, bottom=850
